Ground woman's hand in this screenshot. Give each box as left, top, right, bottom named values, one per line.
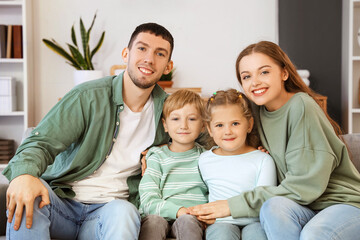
left=188, top=200, right=231, bottom=224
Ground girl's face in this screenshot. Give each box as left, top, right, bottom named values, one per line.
left=238, top=52, right=291, bottom=111
left=163, top=103, right=204, bottom=152
left=207, top=104, right=253, bottom=156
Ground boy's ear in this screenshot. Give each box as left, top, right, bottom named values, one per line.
left=248, top=117, right=254, bottom=133
left=162, top=118, right=168, bottom=132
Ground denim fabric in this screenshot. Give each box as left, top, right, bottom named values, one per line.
left=6, top=180, right=140, bottom=240
left=260, top=196, right=360, bottom=240
left=206, top=221, right=267, bottom=240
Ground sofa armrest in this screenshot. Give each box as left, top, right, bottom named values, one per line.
left=0, top=179, right=8, bottom=236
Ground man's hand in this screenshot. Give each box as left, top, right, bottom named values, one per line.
left=6, top=174, right=50, bottom=230
left=188, top=200, right=230, bottom=224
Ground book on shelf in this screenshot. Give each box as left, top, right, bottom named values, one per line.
left=0, top=24, right=7, bottom=58
left=6, top=25, right=12, bottom=58
left=0, top=139, right=14, bottom=164
left=11, top=25, right=22, bottom=58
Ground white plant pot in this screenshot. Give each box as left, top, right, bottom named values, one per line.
left=74, top=70, right=103, bottom=86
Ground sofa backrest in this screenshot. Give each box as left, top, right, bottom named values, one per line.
left=341, top=133, right=360, bottom=173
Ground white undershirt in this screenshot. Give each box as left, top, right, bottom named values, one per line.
left=69, top=96, right=155, bottom=203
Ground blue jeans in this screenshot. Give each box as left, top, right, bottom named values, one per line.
left=206, top=221, right=267, bottom=240
left=6, top=179, right=141, bottom=240
left=260, top=196, right=360, bottom=240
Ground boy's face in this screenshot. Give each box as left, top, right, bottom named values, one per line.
left=163, top=104, right=204, bottom=152
left=122, top=32, right=173, bottom=89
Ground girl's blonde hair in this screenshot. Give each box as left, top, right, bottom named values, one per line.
left=235, top=41, right=342, bottom=136
left=206, top=89, right=260, bottom=148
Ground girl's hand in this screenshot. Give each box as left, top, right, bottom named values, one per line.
left=258, top=146, right=269, bottom=154
left=188, top=200, right=230, bottom=223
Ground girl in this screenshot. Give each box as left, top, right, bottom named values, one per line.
left=189, top=41, right=360, bottom=239
left=199, top=89, right=277, bottom=240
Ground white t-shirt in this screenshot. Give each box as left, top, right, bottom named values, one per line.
left=69, top=96, right=156, bottom=203
left=199, top=148, right=277, bottom=225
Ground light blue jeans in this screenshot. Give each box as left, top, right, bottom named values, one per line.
left=206, top=221, right=267, bottom=240
left=260, top=196, right=360, bottom=240
left=6, top=179, right=141, bottom=240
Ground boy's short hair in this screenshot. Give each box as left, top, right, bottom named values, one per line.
left=128, top=22, right=174, bottom=60
left=163, top=89, right=205, bottom=120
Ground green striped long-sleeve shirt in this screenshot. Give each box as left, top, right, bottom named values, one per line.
left=139, top=143, right=208, bottom=220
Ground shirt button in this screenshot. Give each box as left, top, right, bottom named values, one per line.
left=113, top=138, right=116, bottom=142
left=120, top=106, right=124, bottom=110
left=106, top=155, right=109, bottom=159
left=35, top=132, right=39, bottom=135
left=116, top=122, right=119, bottom=126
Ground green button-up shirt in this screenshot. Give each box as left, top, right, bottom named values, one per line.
left=2, top=73, right=169, bottom=207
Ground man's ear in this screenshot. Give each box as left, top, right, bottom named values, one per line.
left=122, top=48, right=129, bottom=63
left=162, top=60, right=173, bottom=75
left=162, top=118, right=168, bottom=132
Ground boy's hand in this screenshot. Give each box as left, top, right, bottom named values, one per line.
left=258, top=146, right=269, bottom=154
left=141, top=149, right=149, bottom=176
left=176, top=207, right=189, bottom=218
left=6, top=174, right=50, bottom=230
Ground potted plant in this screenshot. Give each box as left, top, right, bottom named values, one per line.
left=42, top=13, right=105, bottom=85
left=157, top=68, right=175, bottom=89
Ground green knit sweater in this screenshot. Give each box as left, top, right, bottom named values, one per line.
left=228, top=92, right=360, bottom=218
left=139, top=143, right=208, bottom=220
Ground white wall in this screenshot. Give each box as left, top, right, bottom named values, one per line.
left=32, top=0, right=278, bottom=124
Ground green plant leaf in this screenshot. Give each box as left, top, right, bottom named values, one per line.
left=87, top=13, right=97, bottom=41
left=80, top=18, right=89, bottom=61
left=71, top=25, right=77, bottom=47
left=90, top=31, right=105, bottom=60
left=42, top=39, right=81, bottom=70
left=42, top=12, right=104, bottom=71
left=67, top=44, right=87, bottom=70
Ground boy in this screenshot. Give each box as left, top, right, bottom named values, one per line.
left=139, top=89, right=208, bottom=240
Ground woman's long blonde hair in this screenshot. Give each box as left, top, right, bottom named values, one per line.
left=235, top=41, right=342, bottom=136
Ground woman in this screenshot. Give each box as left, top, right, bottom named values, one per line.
left=189, top=41, right=360, bottom=239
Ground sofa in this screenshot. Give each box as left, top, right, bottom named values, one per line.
left=1, top=133, right=360, bottom=239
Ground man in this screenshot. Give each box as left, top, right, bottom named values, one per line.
left=3, top=22, right=173, bottom=239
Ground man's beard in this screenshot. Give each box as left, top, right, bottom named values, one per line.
left=128, top=68, right=157, bottom=89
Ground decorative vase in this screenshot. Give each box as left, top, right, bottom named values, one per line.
left=74, top=70, right=103, bottom=86
left=157, top=81, right=173, bottom=90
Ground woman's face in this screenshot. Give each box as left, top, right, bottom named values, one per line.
left=238, top=52, right=290, bottom=111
